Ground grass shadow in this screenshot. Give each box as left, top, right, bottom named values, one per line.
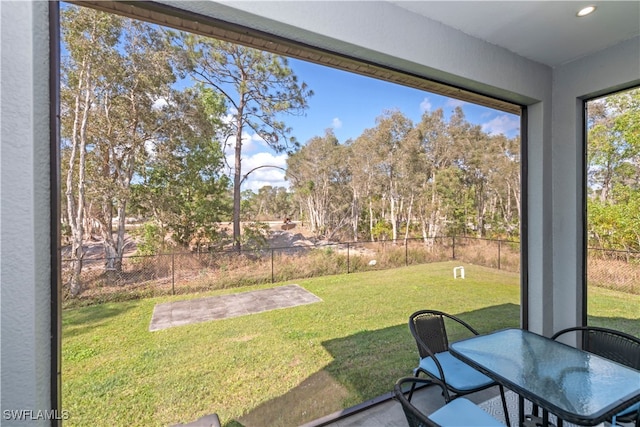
left=62, top=303, right=136, bottom=339
left=235, top=303, right=521, bottom=426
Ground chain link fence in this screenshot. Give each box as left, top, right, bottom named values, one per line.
left=588, top=247, right=640, bottom=294
left=62, top=236, right=523, bottom=306
left=62, top=237, right=640, bottom=307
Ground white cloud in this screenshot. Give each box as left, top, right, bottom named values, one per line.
left=481, top=114, right=520, bottom=137
left=420, top=97, right=432, bottom=113
left=445, top=99, right=467, bottom=109
left=225, top=150, right=290, bottom=191
left=332, top=117, right=343, bottom=129
left=223, top=131, right=268, bottom=157
left=152, top=97, right=168, bottom=110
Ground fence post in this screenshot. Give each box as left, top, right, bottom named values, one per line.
left=271, top=249, right=274, bottom=283
left=171, top=252, right=175, bottom=295
left=347, top=242, right=350, bottom=274
left=405, top=239, right=408, bottom=266
left=452, top=235, right=456, bottom=260
left=498, top=240, right=502, bottom=270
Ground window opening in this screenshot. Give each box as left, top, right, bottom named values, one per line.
left=585, top=86, right=640, bottom=335
left=58, top=2, right=523, bottom=425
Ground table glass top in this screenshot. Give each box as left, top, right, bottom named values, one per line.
left=450, top=329, right=640, bottom=421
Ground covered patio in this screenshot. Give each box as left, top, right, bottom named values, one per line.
left=1, top=1, right=639, bottom=425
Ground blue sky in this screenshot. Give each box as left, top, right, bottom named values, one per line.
left=236, top=58, right=520, bottom=191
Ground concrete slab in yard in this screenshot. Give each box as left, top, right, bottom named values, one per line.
left=149, top=284, right=322, bottom=331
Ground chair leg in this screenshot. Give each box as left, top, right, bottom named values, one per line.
left=407, top=372, right=421, bottom=401
left=407, top=380, right=417, bottom=401
left=498, top=385, right=511, bottom=427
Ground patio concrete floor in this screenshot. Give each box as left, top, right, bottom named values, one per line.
left=176, top=385, right=503, bottom=427
left=314, top=385, right=501, bottom=427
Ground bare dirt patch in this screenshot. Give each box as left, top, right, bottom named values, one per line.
left=264, top=221, right=316, bottom=249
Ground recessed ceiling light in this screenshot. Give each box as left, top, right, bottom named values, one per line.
left=577, top=5, right=597, bottom=17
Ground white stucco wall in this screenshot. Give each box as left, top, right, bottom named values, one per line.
left=162, top=0, right=550, bottom=105
left=551, top=36, right=640, bottom=333
left=1, top=1, right=52, bottom=424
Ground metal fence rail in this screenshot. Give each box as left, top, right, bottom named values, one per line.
left=62, top=236, right=519, bottom=302
left=61, top=236, right=640, bottom=304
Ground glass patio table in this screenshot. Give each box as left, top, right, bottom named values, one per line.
left=449, top=328, right=640, bottom=426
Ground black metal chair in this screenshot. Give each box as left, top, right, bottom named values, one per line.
left=551, top=326, right=640, bottom=426
left=394, top=377, right=505, bottom=427
left=408, top=310, right=511, bottom=427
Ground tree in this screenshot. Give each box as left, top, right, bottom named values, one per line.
left=62, top=6, right=230, bottom=295
left=587, top=88, right=640, bottom=250
left=134, top=87, right=231, bottom=249
left=60, top=6, right=122, bottom=295
left=173, top=34, right=312, bottom=250
left=82, top=15, right=186, bottom=273
left=350, top=128, right=385, bottom=240
left=369, top=110, right=414, bottom=243
left=413, top=108, right=455, bottom=245
left=287, top=130, right=351, bottom=239
left=242, top=186, right=293, bottom=221
left=588, top=89, right=640, bottom=203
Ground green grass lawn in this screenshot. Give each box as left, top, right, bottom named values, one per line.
left=61, top=261, right=639, bottom=427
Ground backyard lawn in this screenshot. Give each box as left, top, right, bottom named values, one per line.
left=61, top=261, right=639, bottom=427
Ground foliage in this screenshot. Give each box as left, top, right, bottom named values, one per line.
left=60, top=5, right=124, bottom=295
left=287, top=129, right=352, bottom=239
left=241, top=186, right=294, bottom=221
left=291, top=109, right=521, bottom=243
left=587, top=88, right=640, bottom=251
left=371, top=220, right=393, bottom=240
left=133, top=86, right=232, bottom=248
left=60, top=6, right=236, bottom=296
left=131, top=222, right=166, bottom=256
left=171, top=32, right=313, bottom=250
left=240, top=221, right=270, bottom=250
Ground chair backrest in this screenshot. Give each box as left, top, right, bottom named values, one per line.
left=551, top=326, right=640, bottom=370
left=410, top=312, right=448, bottom=358
left=409, top=310, right=479, bottom=358
left=394, top=377, right=438, bottom=427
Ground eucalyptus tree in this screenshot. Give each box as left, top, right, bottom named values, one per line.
left=240, top=186, right=292, bottom=221
left=448, top=107, right=498, bottom=237
left=485, top=134, right=520, bottom=236
left=287, top=130, right=351, bottom=239
left=62, top=6, right=220, bottom=293
left=413, top=108, right=456, bottom=244
left=350, top=128, right=386, bottom=240
left=172, top=34, right=312, bottom=251
left=588, top=89, right=640, bottom=203
left=83, top=15, right=187, bottom=273
left=369, top=110, right=414, bottom=242
left=61, top=6, right=122, bottom=295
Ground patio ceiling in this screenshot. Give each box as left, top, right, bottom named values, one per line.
left=389, top=1, right=640, bottom=67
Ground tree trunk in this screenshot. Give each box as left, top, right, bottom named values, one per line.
left=232, top=107, right=244, bottom=252
left=66, top=59, right=92, bottom=297
left=404, top=193, right=414, bottom=242
left=369, top=199, right=375, bottom=241
left=351, top=189, right=359, bottom=242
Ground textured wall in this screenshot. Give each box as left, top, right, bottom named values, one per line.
left=551, top=36, right=640, bottom=333
left=1, top=1, right=52, bottom=424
